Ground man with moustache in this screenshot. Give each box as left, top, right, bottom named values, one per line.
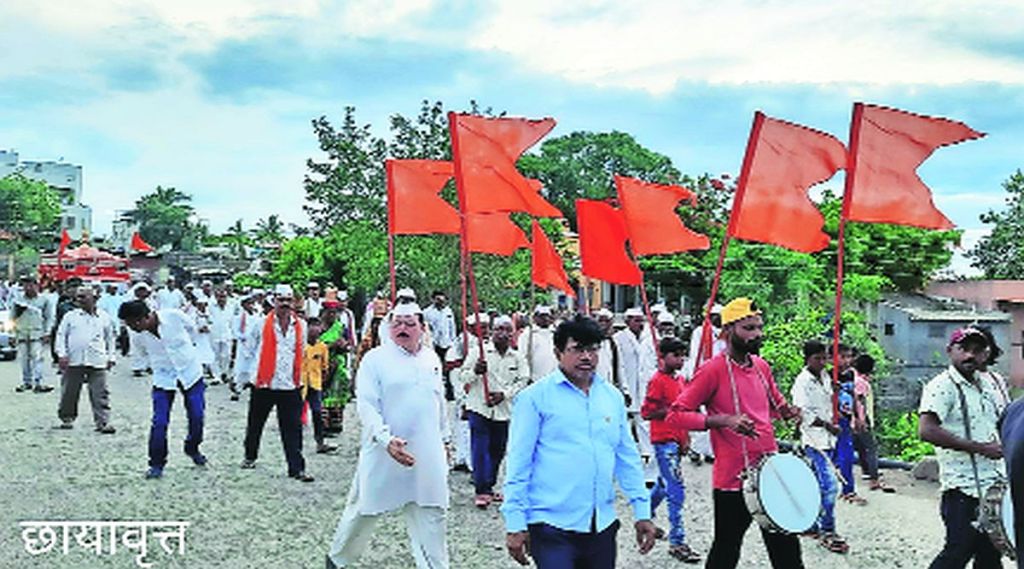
left=666, top=298, right=803, bottom=569
left=326, top=302, right=450, bottom=569
left=919, top=327, right=1007, bottom=568
left=502, top=315, right=657, bottom=568
left=54, top=286, right=117, bottom=433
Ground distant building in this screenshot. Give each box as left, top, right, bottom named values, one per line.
left=0, top=150, right=92, bottom=240
left=110, top=209, right=138, bottom=252
left=926, top=280, right=1024, bottom=387
left=874, top=293, right=1011, bottom=410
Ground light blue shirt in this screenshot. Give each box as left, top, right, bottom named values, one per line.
left=501, top=368, right=651, bottom=533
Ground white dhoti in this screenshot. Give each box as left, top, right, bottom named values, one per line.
left=328, top=475, right=449, bottom=569
left=448, top=401, right=471, bottom=470
left=213, top=341, right=232, bottom=380
left=632, top=415, right=657, bottom=483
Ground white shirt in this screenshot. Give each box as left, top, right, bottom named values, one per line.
left=255, top=314, right=305, bottom=391
left=613, top=328, right=645, bottom=411
left=304, top=297, right=322, bottom=319
left=790, top=367, right=836, bottom=450
left=637, top=329, right=659, bottom=398
left=517, top=325, right=558, bottom=382
left=422, top=304, right=457, bottom=349
left=156, top=288, right=185, bottom=310
left=54, top=308, right=116, bottom=368
left=596, top=337, right=616, bottom=390
left=208, top=301, right=235, bottom=342
left=13, top=293, right=54, bottom=340
left=96, top=293, right=124, bottom=321
left=354, top=342, right=448, bottom=514
left=685, top=324, right=726, bottom=378
left=457, top=340, right=530, bottom=421
left=135, top=309, right=203, bottom=390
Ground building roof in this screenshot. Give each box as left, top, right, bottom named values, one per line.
left=881, top=293, right=1011, bottom=323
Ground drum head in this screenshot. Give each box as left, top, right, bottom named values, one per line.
left=1003, top=489, right=1016, bottom=549
left=757, top=454, right=822, bottom=533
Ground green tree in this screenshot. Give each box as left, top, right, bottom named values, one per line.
left=223, top=219, right=251, bottom=259
left=967, top=170, right=1024, bottom=278
left=0, top=173, right=62, bottom=243
left=253, top=214, right=285, bottom=246
left=127, top=186, right=197, bottom=250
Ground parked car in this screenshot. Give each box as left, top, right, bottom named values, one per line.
left=0, top=307, right=15, bottom=361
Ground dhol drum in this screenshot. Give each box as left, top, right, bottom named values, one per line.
left=980, top=481, right=1016, bottom=560
left=743, top=452, right=822, bottom=534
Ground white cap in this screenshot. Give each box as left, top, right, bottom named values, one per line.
left=710, top=303, right=724, bottom=315
left=493, top=314, right=513, bottom=327
left=651, top=303, right=667, bottom=313
left=307, top=281, right=319, bottom=288
left=396, top=287, right=416, bottom=300
left=201, top=280, right=213, bottom=287
left=656, top=311, right=675, bottom=324
left=466, top=313, right=490, bottom=325
left=193, top=292, right=210, bottom=304
left=274, top=284, right=294, bottom=298
left=595, top=308, right=613, bottom=319
left=624, top=307, right=644, bottom=318
left=184, top=282, right=196, bottom=289
left=392, top=303, right=422, bottom=317
left=131, top=282, right=152, bottom=293
left=534, top=305, right=553, bottom=315
left=338, top=290, right=349, bottom=301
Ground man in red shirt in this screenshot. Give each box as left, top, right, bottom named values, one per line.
left=641, top=336, right=701, bottom=563
left=666, top=297, right=803, bottom=569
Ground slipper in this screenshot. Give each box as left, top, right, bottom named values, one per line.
left=668, top=544, right=702, bottom=563
left=870, top=481, right=896, bottom=493
left=841, top=493, right=868, bottom=505
left=473, top=494, right=491, bottom=509
left=818, top=532, right=850, bottom=554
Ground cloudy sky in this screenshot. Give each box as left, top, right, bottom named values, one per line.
left=2, top=1, right=1022, bottom=273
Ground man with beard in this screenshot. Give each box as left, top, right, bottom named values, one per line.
left=919, top=327, right=1006, bottom=568
left=666, top=298, right=803, bottom=569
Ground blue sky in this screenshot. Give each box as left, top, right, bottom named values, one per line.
left=2, top=1, right=1023, bottom=274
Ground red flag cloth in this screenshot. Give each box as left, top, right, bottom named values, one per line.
left=728, top=113, right=847, bottom=253
left=58, top=229, right=71, bottom=254
left=576, top=199, right=642, bottom=285
left=466, top=212, right=529, bottom=256
left=449, top=113, right=561, bottom=217
left=531, top=221, right=575, bottom=297
left=386, top=159, right=460, bottom=235
left=615, top=176, right=710, bottom=255
left=845, top=103, right=983, bottom=229
left=130, top=232, right=153, bottom=252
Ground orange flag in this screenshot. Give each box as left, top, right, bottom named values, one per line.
left=615, top=176, right=710, bottom=255
left=448, top=113, right=561, bottom=217
left=466, top=212, right=529, bottom=256
left=576, top=199, right=642, bottom=285
left=727, top=113, right=847, bottom=253
left=531, top=221, right=574, bottom=297
left=130, top=232, right=153, bottom=252
left=58, top=229, right=71, bottom=254
left=386, top=159, right=460, bottom=235
left=845, top=103, right=983, bottom=229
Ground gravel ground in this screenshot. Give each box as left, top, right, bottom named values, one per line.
left=0, top=357, right=1013, bottom=568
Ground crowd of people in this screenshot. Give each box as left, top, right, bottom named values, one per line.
left=4, top=273, right=1022, bottom=569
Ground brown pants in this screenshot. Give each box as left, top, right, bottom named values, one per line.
left=58, top=366, right=111, bottom=428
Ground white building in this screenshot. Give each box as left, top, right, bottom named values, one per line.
left=0, top=150, right=92, bottom=240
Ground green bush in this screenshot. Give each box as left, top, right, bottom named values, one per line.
left=875, top=410, right=935, bottom=463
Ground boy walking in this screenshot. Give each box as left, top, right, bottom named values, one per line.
left=303, top=317, right=336, bottom=454
left=641, top=336, right=701, bottom=563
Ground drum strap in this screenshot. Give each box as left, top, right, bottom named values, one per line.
left=725, top=357, right=751, bottom=471
left=951, top=375, right=986, bottom=509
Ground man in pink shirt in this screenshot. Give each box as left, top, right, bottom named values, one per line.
left=666, top=297, right=804, bottom=569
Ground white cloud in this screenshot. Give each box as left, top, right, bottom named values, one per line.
left=470, top=0, right=1024, bottom=94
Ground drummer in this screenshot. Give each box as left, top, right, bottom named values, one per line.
left=918, top=327, right=1007, bottom=568
left=666, top=297, right=804, bottom=569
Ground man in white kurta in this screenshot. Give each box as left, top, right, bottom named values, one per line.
left=208, top=288, right=235, bottom=384
left=614, top=307, right=658, bottom=483
left=516, top=305, right=558, bottom=382
left=327, top=303, right=450, bottom=569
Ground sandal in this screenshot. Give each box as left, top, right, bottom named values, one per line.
left=668, top=543, right=702, bottom=563
left=818, top=532, right=850, bottom=554
left=841, top=493, right=868, bottom=505
left=473, top=494, right=491, bottom=509
left=870, top=480, right=896, bottom=493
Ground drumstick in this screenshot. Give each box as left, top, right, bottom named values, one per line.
left=763, top=459, right=807, bottom=520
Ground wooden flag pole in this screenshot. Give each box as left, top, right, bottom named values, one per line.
left=637, top=275, right=661, bottom=369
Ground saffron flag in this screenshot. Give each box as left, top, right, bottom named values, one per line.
left=531, top=221, right=574, bottom=297
left=466, top=212, right=529, bottom=256
left=386, top=159, right=460, bottom=235
left=576, top=200, right=642, bottom=285
left=448, top=113, right=561, bottom=217
left=845, top=103, right=983, bottom=229
left=615, top=176, right=710, bottom=255
left=58, top=229, right=71, bottom=254
left=728, top=113, right=847, bottom=253
left=130, top=232, right=153, bottom=253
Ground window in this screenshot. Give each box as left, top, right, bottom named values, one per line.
left=928, top=324, right=946, bottom=339
left=884, top=323, right=895, bottom=336
left=65, top=217, right=76, bottom=229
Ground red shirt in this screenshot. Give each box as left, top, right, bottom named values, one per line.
left=666, top=353, right=786, bottom=490
left=641, top=371, right=689, bottom=445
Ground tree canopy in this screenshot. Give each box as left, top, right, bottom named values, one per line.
left=968, top=170, right=1024, bottom=278
left=127, top=186, right=203, bottom=251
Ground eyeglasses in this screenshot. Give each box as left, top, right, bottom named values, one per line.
left=565, top=344, right=600, bottom=355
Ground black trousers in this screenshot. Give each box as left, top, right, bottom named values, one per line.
left=243, top=388, right=305, bottom=476
left=528, top=520, right=619, bottom=569
left=853, top=428, right=880, bottom=480
left=706, top=490, right=804, bottom=569
left=928, top=489, right=1002, bottom=569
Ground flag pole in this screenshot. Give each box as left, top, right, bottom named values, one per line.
left=637, top=275, right=661, bottom=368
left=696, top=111, right=765, bottom=370
left=448, top=112, right=490, bottom=401
left=385, top=160, right=398, bottom=305
left=833, top=102, right=864, bottom=420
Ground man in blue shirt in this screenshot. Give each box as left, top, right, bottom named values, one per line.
left=501, top=315, right=657, bottom=568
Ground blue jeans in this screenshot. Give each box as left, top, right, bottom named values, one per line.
left=804, top=446, right=838, bottom=533
left=832, top=417, right=855, bottom=495
left=467, top=411, right=509, bottom=495
left=149, top=380, right=206, bottom=468
left=649, top=441, right=686, bottom=545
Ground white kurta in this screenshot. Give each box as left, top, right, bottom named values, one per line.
left=354, top=342, right=449, bottom=515
left=516, top=326, right=557, bottom=382
left=613, top=328, right=644, bottom=411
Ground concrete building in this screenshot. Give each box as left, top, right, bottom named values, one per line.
left=926, top=280, right=1024, bottom=387
left=110, top=209, right=138, bottom=252
left=0, top=150, right=92, bottom=240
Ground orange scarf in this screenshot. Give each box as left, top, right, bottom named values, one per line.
left=255, top=312, right=303, bottom=389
